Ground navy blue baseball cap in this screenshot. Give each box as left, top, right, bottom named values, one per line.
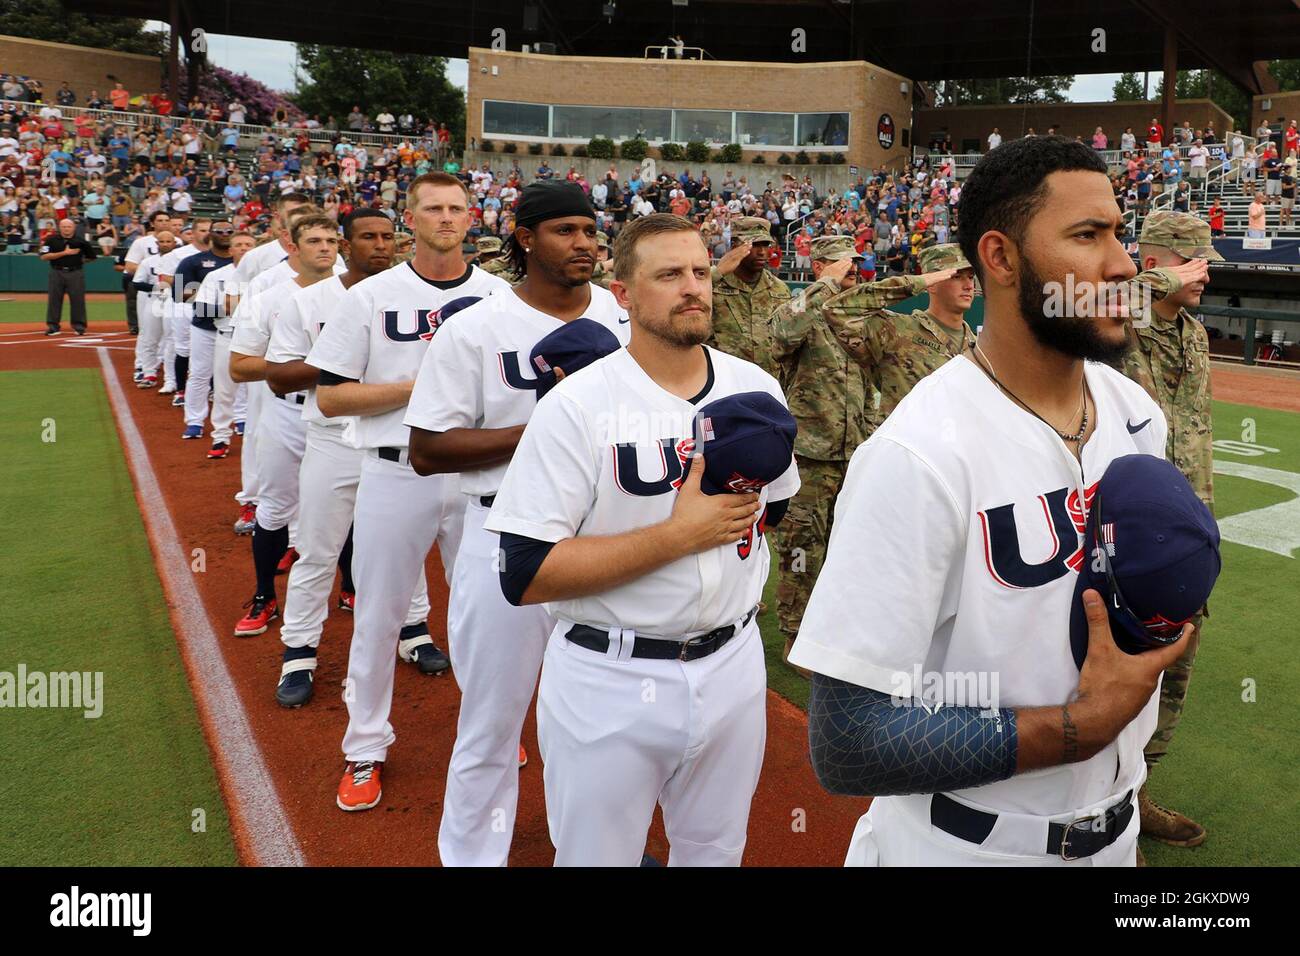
left=690, top=392, right=797, bottom=495
left=1069, top=455, right=1221, bottom=669
left=530, top=318, right=621, bottom=400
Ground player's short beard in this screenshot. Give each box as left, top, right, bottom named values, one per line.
left=1018, top=250, right=1130, bottom=364
left=636, top=299, right=712, bottom=348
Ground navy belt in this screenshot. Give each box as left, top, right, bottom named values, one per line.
left=377, top=446, right=406, bottom=463
left=274, top=392, right=306, bottom=405
left=479, top=495, right=495, bottom=508
left=565, top=607, right=757, bottom=662
left=930, top=789, right=1135, bottom=861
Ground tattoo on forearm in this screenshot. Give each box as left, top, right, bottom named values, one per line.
left=1062, top=705, right=1079, bottom=763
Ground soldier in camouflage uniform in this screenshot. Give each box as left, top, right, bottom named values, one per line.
left=480, top=235, right=523, bottom=284
left=475, top=235, right=503, bottom=266
left=820, top=243, right=977, bottom=425
left=768, top=236, right=869, bottom=677
left=591, top=231, right=615, bottom=290
left=708, top=216, right=791, bottom=379
left=1122, top=210, right=1220, bottom=850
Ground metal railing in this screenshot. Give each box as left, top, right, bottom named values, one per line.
left=0, top=99, right=439, bottom=152
left=643, top=45, right=711, bottom=60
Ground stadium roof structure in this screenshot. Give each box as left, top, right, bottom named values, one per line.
left=69, top=0, right=1300, bottom=96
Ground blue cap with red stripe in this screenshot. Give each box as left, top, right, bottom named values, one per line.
left=690, top=391, right=796, bottom=495
left=1069, top=455, right=1221, bottom=668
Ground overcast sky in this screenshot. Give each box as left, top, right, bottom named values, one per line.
left=173, top=27, right=1123, bottom=104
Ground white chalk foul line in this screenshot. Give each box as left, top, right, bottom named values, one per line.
left=97, top=346, right=305, bottom=867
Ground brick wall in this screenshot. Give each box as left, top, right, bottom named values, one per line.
left=0, top=34, right=161, bottom=105
left=916, top=99, right=1237, bottom=153
left=465, top=47, right=914, bottom=172
left=1252, top=91, right=1300, bottom=143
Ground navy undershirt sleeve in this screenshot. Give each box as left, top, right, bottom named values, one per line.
left=498, top=531, right=558, bottom=606
left=808, top=674, right=1019, bottom=797
left=762, top=497, right=789, bottom=530
left=317, top=369, right=358, bottom=387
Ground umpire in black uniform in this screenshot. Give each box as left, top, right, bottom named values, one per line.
left=41, top=219, right=98, bottom=335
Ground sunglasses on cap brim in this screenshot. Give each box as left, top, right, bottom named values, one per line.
left=1092, top=492, right=1189, bottom=648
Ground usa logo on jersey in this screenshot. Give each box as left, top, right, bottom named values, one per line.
left=381, top=295, right=481, bottom=343
left=977, top=482, right=1099, bottom=589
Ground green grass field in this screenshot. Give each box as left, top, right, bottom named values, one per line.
left=0, top=368, right=236, bottom=866
left=757, top=399, right=1300, bottom=867
left=0, top=299, right=126, bottom=325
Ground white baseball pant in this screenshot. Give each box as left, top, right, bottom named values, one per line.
left=341, top=450, right=464, bottom=764
left=210, top=329, right=247, bottom=446
left=535, top=616, right=767, bottom=867
left=437, top=497, right=554, bottom=868
left=170, top=300, right=192, bottom=359
left=842, top=790, right=1139, bottom=867
left=159, top=301, right=176, bottom=388
left=183, top=325, right=215, bottom=428
left=279, top=423, right=430, bottom=651
left=254, top=391, right=308, bottom=532
left=238, top=381, right=266, bottom=508
left=134, top=291, right=164, bottom=376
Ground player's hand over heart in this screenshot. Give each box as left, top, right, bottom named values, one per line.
left=668, top=453, right=763, bottom=555
left=1069, top=589, right=1192, bottom=760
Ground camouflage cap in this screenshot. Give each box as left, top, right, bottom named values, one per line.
left=596, top=231, right=610, bottom=249
left=809, top=235, right=862, bottom=262
left=733, top=216, right=774, bottom=245
left=918, top=243, right=973, bottom=274
left=476, top=236, right=502, bottom=254
left=1139, top=210, right=1224, bottom=261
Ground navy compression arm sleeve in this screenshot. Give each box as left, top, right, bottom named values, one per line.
left=498, top=531, right=558, bottom=607
left=808, top=674, right=1018, bottom=797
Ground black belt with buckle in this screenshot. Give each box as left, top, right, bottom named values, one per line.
left=565, top=607, right=757, bottom=662
left=274, top=392, right=306, bottom=405
left=377, top=446, right=405, bottom=463
left=479, top=495, right=495, bottom=508
left=930, top=789, right=1135, bottom=861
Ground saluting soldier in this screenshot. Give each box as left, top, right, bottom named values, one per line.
left=820, top=243, right=977, bottom=426
left=591, top=231, right=615, bottom=289
left=768, top=235, right=869, bottom=676
left=708, top=215, right=792, bottom=378
left=1121, top=209, right=1220, bottom=854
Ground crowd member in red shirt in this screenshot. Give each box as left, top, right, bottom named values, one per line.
left=767, top=243, right=782, bottom=270
left=1208, top=198, right=1226, bottom=236
left=1285, top=120, right=1299, bottom=158
left=109, top=83, right=130, bottom=110
left=152, top=93, right=173, bottom=116
left=1147, top=117, right=1165, bottom=151
left=240, top=197, right=266, bottom=222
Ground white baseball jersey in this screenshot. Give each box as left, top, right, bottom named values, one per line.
left=485, top=346, right=799, bottom=636
left=266, top=273, right=350, bottom=427
left=234, top=237, right=290, bottom=286
left=133, top=252, right=169, bottom=293
left=156, top=242, right=202, bottom=281
left=124, top=233, right=159, bottom=269
left=247, top=255, right=346, bottom=302
left=193, top=263, right=239, bottom=332
left=789, top=355, right=1168, bottom=816
left=310, top=262, right=510, bottom=450
left=405, top=284, right=631, bottom=496
left=230, top=277, right=312, bottom=412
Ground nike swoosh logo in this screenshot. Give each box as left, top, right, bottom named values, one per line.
left=618, top=317, right=630, bottom=324
left=1126, top=418, right=1151, bottom=434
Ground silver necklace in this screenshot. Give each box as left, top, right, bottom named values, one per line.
left=971, top=341, right=1089, bottom=443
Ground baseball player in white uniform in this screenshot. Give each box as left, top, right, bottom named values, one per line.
left=482, top=214, right=798, bottom=866
left=158, top=218, right=212, bottom=405
left=406, top=180, right=631, bottom=865
left=311, top=173, right=508, bottom=813
left=228, top=212, right=339, bottom=637
left=265, top=209, right=430, bottom=708
left=125, top=211, right=167, bottom=383
left=790, top=135, right=1192, bottom=867
left=230, top=192, right=317, bottom=300
left=196, top=232, right=255, bottom=460
left=130, top=230, right=177, bottom=389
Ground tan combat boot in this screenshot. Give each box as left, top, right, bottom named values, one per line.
left=782, top=636, right=812, bottom=680
left=1138, top=784, right=1207, bottom=847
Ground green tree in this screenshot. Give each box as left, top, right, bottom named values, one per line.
left=938, top=76, right=1073, bottom=105
left=293, top=44, right=465, bottom=143
left=1153, top=69, right=1249, bottom=131
left=1112, top=72, right=1147, bottom=102
left=1266, top=59, right=1300, bottom=92
left=0, top=0, right=165, bottom=55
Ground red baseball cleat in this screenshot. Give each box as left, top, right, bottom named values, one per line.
left=337, top=760, right=383, bottom=811
left=338, top=590, right=355, bottom=612
left=234, top=503, right=256, bottom=535
left=276, top=547, right=299, bottom=575
left=234, top=596, right=278, bottom=637
left=207, top=442, right=230, bottom=460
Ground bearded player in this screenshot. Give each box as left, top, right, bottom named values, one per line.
left=791, top=136, right=1192, bottom=866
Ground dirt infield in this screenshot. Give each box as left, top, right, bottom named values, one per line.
left=1210, top=361, right=1300, bottom=413
left=2, top=328, right=869, bottom=866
